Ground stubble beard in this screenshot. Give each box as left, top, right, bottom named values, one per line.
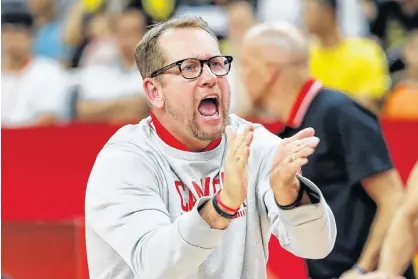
left=164, top=93, right=231, bottom=142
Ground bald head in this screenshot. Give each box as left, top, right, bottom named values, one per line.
left=239, top=23, right=311, bottom=116
left=242, top=22, right=309, bottom=65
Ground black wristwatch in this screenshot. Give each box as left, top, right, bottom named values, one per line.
left=276, top=183, right=305, bottom=210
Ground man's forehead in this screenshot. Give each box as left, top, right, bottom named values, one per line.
left=158, top=28, right=221, bottom=62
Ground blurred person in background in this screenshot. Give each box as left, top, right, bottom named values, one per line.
left=1, top=8, right=71, bottom=128
left=258, top=0, right=368, bottom=37
left=223, top=0, right=256, bottom=57
left=174, top=0, right=229, bottom=43
left=304, top=0, right=390, bottom=113
left=239, top=22, right=415, bottom=279
left=74, top=8, right=149, bottom=124
left=365, top=0, right=418, bottom=75
left=223, top=0, right=257, bottom=116
left=27, top=0, right=72, bottom=65
left=382, top=29, right=418, bottom=120
left=63, top=0, right=90, bottom=68
left=64, top=0, right=118, bottom=68
left=63, top=0, right=179, bottom=69
left=356, top=161, right=418, bottom=279
left=257, top=0, right=302, bottom=27
left=76, top=11, right=119, bottom=67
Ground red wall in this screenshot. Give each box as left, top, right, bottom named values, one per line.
left=2, top=120, right=418, bottom=279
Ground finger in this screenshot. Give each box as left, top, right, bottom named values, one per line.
left=283, top=147, right=314, bottom=164
left=225, top=126, right=236, bottom=147
left=243, top=130, right=254, bottom=149
left=289, top=137, right=319, bottom=155
left=302, top=137, right=320, bottom=148
left=282, top=149, right=310, bottom=166
left=225, top=126, right=237, bottom=163
left=237, top=146, right=251, bottom=169
left=234, top=124, right=253, bottom=156
left=235, top=132, right=254, bottom=165
left=288, top=128, right=315, bottom=142
left=295, top=147, right=316, bottom=159
left=234, top=130, right=254, bottom=161
left=288, top=139, right=304, bottom=153
left=273, top=139, right=304, bottom=168
left=277, top=137, right=291, bottom=148
left=292, top=137, right=320, bottom=151
left=273, top=133, right=318, bottom=167
left=279, top=137, right=318, bottom=163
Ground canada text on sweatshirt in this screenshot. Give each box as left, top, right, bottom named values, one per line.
left=85, top=114, right=337, bottom=279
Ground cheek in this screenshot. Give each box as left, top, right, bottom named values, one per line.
left=218, top=77, right=230, bottom=94
left=165, top=79, right=198, bottom=110
left=217, top=77, right=231, bottom=105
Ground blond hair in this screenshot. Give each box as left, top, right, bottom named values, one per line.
left=135, top=16, right=218, bottom=79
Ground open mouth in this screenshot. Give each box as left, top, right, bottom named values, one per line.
left=198, top=96, right=219, bottom=118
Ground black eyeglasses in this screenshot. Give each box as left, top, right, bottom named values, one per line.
left=150, top=55, right=233, bottom=79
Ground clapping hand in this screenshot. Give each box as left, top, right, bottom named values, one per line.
left=269, top=128, right=320, bottom=205
left=220, top=124, right=254, bottom=211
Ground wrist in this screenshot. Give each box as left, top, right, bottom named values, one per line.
left=274, top=178, right=301, bottom=206
left=218, top=190, right=241, bottom=214
left=198, top=199, right=230, bottom=229
left=211, top=193, right=238, bottom=220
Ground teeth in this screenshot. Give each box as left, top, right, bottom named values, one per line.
left=203, top=96, right=217, bottom=101
left=201, top=111, right=219, bottom=119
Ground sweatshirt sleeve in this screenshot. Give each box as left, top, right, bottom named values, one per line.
left=85, top=142, right=224, bottom=279
left=258, top=175, right=337, bottom=259
left=253, top=126, right=337, bottom=259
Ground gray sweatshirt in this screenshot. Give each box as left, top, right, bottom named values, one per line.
left=85, top=114, right=337, bottom=279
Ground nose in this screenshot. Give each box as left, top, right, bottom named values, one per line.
left=199, top=63, right=217, bottom=88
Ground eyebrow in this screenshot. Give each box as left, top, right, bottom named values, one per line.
left=164, top=54, right=221, bottom=67
left=185, top=52, right=222, bottom=60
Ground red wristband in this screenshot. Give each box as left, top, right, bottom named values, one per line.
left=216, top=190, right=240, bottom=213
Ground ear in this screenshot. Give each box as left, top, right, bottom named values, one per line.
left=143, top=77, right=164, bottom=109
left=266, top=62, right=280, bottom=85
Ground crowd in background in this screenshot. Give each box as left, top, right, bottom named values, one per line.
left=1, top=0, right=418, bottom=128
